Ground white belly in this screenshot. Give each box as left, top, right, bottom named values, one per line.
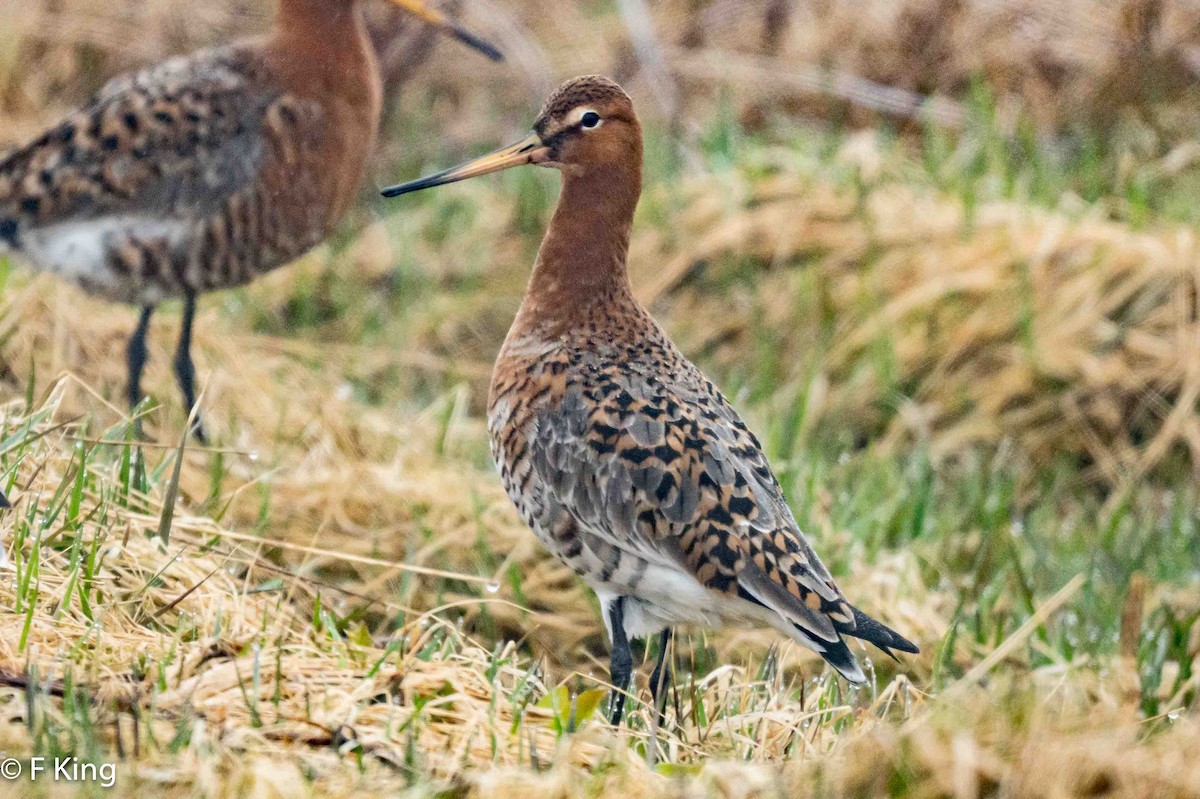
left=593, top=565, right=775, bottom=641
left=20, top=216, right=188, bottom=303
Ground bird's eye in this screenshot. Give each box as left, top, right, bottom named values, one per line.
left=580, top=111, right=602, bottom=129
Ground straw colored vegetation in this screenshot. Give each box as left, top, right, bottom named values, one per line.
left=1, top=0, right=1199, bottom=796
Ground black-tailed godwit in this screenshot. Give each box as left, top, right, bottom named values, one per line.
left=382, top=75, right=917, bottom=724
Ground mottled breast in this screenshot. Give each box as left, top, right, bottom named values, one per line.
left=486, top=298, right=732, bottom=585
left=488, top=330, right=570, bottom=543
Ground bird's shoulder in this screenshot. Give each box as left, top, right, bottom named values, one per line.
left=93, top=44, right=267, bottom=106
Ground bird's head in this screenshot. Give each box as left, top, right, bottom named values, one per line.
left=381, top=76, right=642, bottom=197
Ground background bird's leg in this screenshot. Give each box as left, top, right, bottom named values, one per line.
left=607, top=597, right=633, bottom=725
left=126, top=305, right=155, bottom=436
left=173, top=291, right=206, bottom=443
left=648, top=628, right=672, bottom=722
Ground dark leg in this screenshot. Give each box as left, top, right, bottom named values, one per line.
left=173, top=291, right=206, bottom=443
left=126, top=306, right=154, bottom=431
left=648, top=628, right=672, bottom=721
left=607, top=597, right=633, bottom=726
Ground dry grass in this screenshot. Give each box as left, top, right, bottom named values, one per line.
left=0, top=379, right=922, bottom=794
left=0, top=359, right=1195, bottom=797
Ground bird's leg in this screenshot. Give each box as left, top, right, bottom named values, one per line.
left=126, top=305, right=155, bottom=436
left=172, top=291, right=206, bottom=443
left=608, top=597, right=633, bottom=726
left=648, top=628, right=672, bottom=722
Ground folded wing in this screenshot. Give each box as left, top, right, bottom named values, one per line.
left=527, top=354, right=917, bottom=681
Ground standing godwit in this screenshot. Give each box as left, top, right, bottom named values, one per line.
left=382, top=76, right=918, bottom=724
left=0, top=0, right=500, bottom=441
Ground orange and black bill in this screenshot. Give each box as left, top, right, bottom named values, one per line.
left=381, top=132, right=547, bottom=197
left=389, top=0, right=503, bottom=61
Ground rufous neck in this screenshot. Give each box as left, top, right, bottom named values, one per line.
left=519, top=159, right=642, bottom=328
left=276, top=0, right=358, bottom=31
left=271, top=0, right=373, bottom=86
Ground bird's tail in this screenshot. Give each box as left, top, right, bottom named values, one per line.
left=0, top=218, right=17, bottom=250
left=791, top=604, right=919, bottom=684
left=2, top=142, right=31, bottom=250
left=837, top=606, right=920, bottom=660
left=814, top=635, right=868, bottom=684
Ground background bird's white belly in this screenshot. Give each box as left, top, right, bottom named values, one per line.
left=20, top=216, right=188, bottom=304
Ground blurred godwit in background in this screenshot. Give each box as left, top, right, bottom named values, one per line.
left=0, top=0, right=501, bottom=441
left=383, top=75, right=918, bottom=724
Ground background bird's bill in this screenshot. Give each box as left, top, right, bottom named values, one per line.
left=381, top=132, right=547, bottom=197
left=391, top=0, right=503, bottom=61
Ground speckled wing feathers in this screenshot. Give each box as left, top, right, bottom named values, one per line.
left=0, top=45, right=330, bottom=302
left=1, top=48, right=276, bottom=227
left=495, top=319, right=866, bottom=665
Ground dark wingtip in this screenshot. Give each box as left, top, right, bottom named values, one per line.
left=0, top=218, right=18, bottom=248
left=846, top=606, right=920, bottom=656
left=450, top=27, right=503, bottom=61
left=0, top=489, right=10, bottom=509
left=819, top=636, right=868, bottom=684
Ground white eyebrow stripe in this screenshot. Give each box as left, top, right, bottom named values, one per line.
left=566, top=106, right=598, bottom=126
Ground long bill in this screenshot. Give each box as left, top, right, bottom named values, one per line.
left=381, top=132, right=548, bottom=197
left=387, top=0, right=504, bottom=61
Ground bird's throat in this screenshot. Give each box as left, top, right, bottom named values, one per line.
left=518, top=164, right=642, bottom=332
left=271, top=0, right=376, bottom=94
